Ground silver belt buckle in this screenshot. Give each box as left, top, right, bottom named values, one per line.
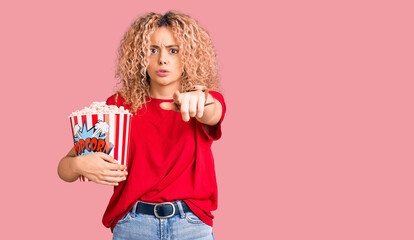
left=154, top=202, right=175, bottom=219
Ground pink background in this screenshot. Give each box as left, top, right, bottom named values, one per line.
left=1, top=0, right=413, bottom=239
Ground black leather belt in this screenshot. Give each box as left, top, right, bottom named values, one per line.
left=136, top=201, right=191, bottom=219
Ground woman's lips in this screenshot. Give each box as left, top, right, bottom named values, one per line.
left=157, top=70, right=169, bottom=77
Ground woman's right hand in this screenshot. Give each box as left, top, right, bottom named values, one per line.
left=71, top=152, right=128, bottom=186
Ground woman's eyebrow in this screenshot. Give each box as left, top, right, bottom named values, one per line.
left=150, top=45, right=179, bottom=48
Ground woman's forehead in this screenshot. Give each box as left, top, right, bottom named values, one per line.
left=150, top=26, right=180, bottom=46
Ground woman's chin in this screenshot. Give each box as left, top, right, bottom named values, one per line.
left=150, top=77, right=180, bottom=86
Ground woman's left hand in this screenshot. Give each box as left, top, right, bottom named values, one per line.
left=159, top=90, right=207, bottom=122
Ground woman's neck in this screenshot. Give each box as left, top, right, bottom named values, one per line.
left=149, top=81, right=180, bottom=99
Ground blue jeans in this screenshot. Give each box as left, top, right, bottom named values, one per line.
left=113, top=201, right=215, bottom=240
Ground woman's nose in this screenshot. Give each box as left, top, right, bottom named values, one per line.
left=159, top=50, right=168, bottom=65
left=159, top=58, right=167, bottom=65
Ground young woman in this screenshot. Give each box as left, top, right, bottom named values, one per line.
left=58, top=11, right=226, bottom=240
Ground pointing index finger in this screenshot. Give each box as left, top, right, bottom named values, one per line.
left=160, top=102, right=179, bottom=112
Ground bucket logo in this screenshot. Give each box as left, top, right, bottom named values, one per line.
left=73, top=120, right=114, bottom=155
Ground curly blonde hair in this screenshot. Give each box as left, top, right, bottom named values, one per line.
left=114, top=11, right=222, bottom=113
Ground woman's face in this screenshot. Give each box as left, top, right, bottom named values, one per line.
left=147, top=26, right=183, bottom=88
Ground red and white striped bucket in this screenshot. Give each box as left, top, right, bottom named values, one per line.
left=69, top=113, right=132, bottom=182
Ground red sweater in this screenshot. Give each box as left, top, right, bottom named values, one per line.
left=102, top=91, right=226, bottom=232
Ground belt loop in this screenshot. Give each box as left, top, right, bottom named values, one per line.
left=131, top=201, right=139, bottom=217
left=176, top=200, right=185, bottom=218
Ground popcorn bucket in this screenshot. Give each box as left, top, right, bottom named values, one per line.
left=69, top=113, right=132, bottom=182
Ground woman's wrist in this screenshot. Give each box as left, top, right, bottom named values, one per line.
left=205, top=93, right=215, bottom=105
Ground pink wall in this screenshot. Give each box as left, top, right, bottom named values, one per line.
left=1, top=0, right=414, bottom=239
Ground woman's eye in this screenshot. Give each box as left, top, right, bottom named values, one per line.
left=150, top=48, right=158, bottom=54
left=170, top=49, right=179, bottom=54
